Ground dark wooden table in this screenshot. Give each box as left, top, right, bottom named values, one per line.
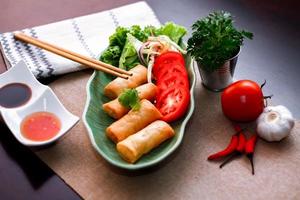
left=1, top=0, right=299, bottom=199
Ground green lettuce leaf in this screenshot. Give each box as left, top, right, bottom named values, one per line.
left=156, top=22, right=187, bottom=44
left=99, top=22, right=187, bottom=70
left=128, top=25, right=149, bottom=42
left=119, top=35, right=140, bottom=70
left=109, top=27, right=129, bottom=48
left=99, top=46, right=121, bottom=66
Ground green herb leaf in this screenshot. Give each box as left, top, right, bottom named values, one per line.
left=118, top=89, right=141, bottom=110
left=187, top=11, right=253, bottom=72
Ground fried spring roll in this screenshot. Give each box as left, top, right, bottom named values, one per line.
left=102, top=83, right=157, bottom=119
left=104, top=65, right=147, bottom=99
left=117, top=120, right=175, bottom=163
left=106, top=99, right=162, bottom=143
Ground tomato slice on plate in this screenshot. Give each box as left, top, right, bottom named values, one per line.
left=153, top=51, right=185, bottom=77
left=153, top=51, right=190, bottom=122
left=155, top=51, right=185, bottom=66
left=155, top=86, right=190, bottom=122
left=155, top=63, right=188, bottom=81
left=157, top=72, right=189, bottom=92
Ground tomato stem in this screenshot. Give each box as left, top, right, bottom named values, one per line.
left=263, top=95, right=273, bottom=99
left=260, top=79, right=267, bottom=89
left=263, top=95, right=273, bottom=107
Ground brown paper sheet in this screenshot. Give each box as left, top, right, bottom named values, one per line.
left=35, top=70, right=300, bottom=200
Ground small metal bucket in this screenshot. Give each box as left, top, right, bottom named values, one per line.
left=198, top=48, right=240, bottom=92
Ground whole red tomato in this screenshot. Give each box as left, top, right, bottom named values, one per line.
left=221, top=80, right=264, bottom=122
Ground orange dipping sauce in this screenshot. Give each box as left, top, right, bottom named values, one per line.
left=20, top=111, right=61, bottom=141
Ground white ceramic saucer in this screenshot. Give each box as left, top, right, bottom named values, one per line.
left=0, top=61, right=79, bottom=146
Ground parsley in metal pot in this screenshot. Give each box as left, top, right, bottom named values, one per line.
left=187, top=11, right=253, bottom=72
left=118, top=89, right=141, bottom=110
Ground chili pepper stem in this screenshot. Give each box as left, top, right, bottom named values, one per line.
left=245, top=134, right=258, bottom=175
left=219, top=152, right=241, bottom=168
left=247, top=154, right=255, bottom=175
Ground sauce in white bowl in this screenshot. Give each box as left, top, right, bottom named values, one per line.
left=21, top=111, right=61, bottom=142
left=0, top=61, right=79, bottom=146
left=0, top=83, right=32, bottom=108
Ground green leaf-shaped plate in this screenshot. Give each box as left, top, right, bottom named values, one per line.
left=82, top=55, right=196, bottom=170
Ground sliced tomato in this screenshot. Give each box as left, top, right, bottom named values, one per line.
left=156, top=63, right=188, bottom=81
left=155, top=51, right=185, bottom=66
left=153, top=51, right=190, bottom=122
left=157, top=72, right=189, bottom=92
left=155, top=86, right=190, bottom=122
left=153, top=51, right=185, bottom=77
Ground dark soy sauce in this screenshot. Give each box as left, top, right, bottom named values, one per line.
left=0, top=83, right=32, bottom=108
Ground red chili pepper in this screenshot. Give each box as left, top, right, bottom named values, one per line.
left=245, top=134, right=258, bottom=154
left=207, top=134, right=239, bottom=160
left=219, top=131, right=246, bottom=168
left=245, top=134, right=258, bottom=175
left=236, top=132, right=246, bottom=153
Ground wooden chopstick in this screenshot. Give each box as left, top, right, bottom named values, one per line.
left=14, top=32, right=131, bottom=79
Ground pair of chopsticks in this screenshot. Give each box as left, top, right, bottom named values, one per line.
left=14, top=32, right=131, bottom=79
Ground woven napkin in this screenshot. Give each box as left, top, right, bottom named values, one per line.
left=0, top=1, right=160, bottom=79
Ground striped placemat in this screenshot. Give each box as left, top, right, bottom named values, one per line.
left=0, top=1, right=160, bottom=78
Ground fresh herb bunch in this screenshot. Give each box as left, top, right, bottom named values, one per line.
left=187, top=11, right=253, bottom=72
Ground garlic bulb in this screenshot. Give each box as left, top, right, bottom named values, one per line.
left=256, top=105, right=295, bottom=142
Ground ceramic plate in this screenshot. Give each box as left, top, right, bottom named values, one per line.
left=83, top=55, right=196, bottom=170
